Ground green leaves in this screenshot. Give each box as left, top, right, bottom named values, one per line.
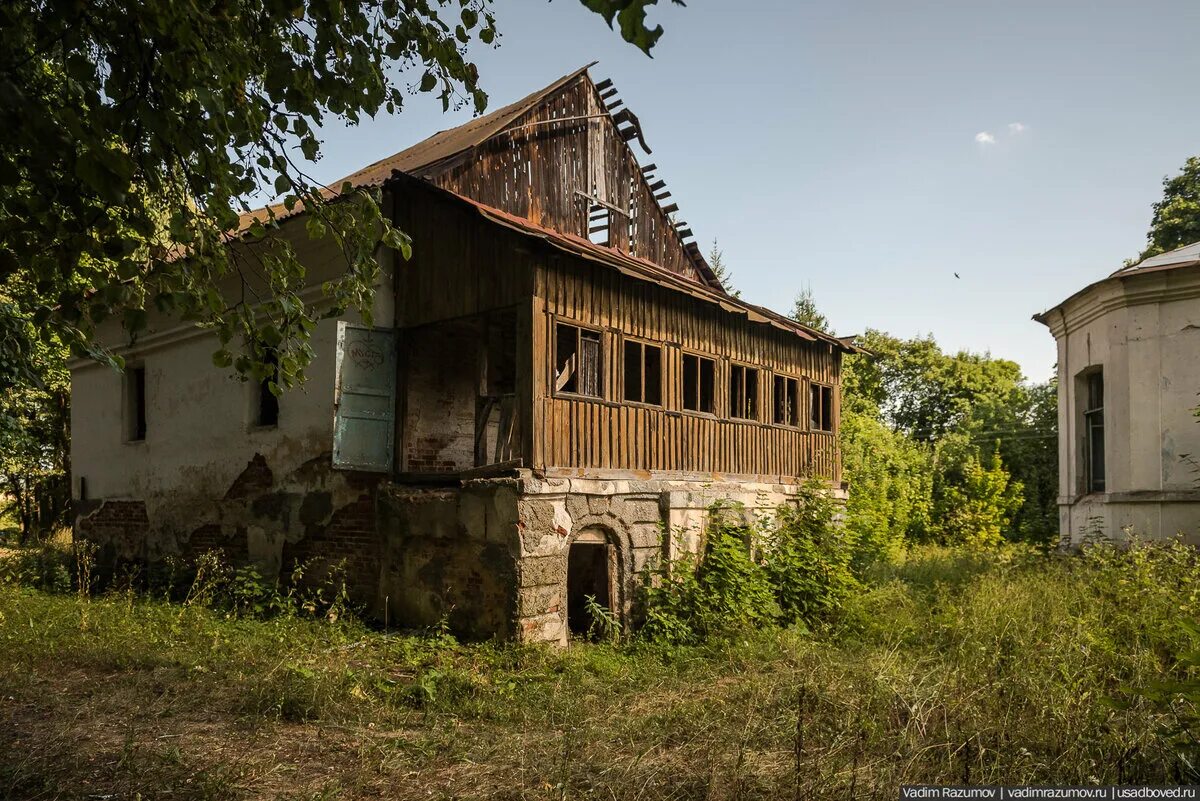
left=0, top=0, right=680, bottom=391
left=577, top=0, right=685, bottom=56
left=382, top=227, right=412, bottom=260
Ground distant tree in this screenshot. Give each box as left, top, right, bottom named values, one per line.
left=1134, top=156, right=1200, bottom=263
left=791, top=286, right=831, bottom=333
left=706, top=239, right=740, bottom=297
left=936, top=448, right=1024, bottom=548
left=0, top=293, right=69, bottom=543
left=0, top=0, right=683, bottom=389
left=842, top=329, right=1057, bottom=548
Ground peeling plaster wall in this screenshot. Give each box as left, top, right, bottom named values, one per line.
left=1044, top=264, right=1200, bottom=545
left=378, top=471, right=839, bottom=645
left=70, top=216, right=396, bottom=598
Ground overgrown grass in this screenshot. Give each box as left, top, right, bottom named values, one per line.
left=1, top=539, right=1197, bottom=799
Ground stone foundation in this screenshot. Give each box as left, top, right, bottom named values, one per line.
left=77, top=461, right=839, bottom=645
left=378, top=471, right=839, bottom=645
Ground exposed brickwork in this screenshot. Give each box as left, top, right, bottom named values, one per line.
left=281, top=491, right=380, bottom=605
left=77, top=500, right=150, bottom=554
left=224, top=454, right=274, bottom=499
left=184, top=523, right=249, bottom=563
left=403, top=322, right=479, bottom=472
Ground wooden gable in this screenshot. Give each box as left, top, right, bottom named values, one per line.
left=411, top=70, right=717, bottom=288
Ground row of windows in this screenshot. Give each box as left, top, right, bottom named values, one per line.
left=123, top=360, right=279, bottom=442
left=554, top=321, right=836, bottom=432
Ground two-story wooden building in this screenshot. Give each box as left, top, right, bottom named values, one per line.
left=71, top=66, right=857, bottom=644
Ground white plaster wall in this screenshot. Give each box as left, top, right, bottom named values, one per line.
left=70, top=216, right=397, bottom=537
left=1044, top=265, right=1200, bottom=544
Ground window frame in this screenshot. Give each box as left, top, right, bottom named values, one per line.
left=772, top=373, right=803, bottom=429
left=551, top=317, right=605, bottom=401
left=809, top=379, right=835, bottom=434
left=251, top=350, right=281, bottom=429
left=1081, top=368, right=1105, bottom=494
left=728, top=362, right=762, bottom=422
left=124, top=363, right=147, bottom=443
left=621, top=336, right=664, bottom=408
left=680, top=349, right=718, bottom=417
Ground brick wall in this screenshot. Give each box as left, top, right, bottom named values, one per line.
left=403, top=321, right=479, bottom=472
left=281, top=492, right=380, bottom=605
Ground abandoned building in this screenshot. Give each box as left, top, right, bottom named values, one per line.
left=1035, top=241, right=1200, bottom=546
left=71, top=66, right=856, bottom=644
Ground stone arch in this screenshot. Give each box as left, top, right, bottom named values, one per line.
left=563, top=512, right=633, bottom=639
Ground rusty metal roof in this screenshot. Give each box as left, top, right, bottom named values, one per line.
left=336, top=63, right=597, bottom=186
left=238, top=64, right=596, bottom=231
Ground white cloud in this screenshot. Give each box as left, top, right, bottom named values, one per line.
left=974, top=131, right=996, bottom=145
left=1008, top=122, right=1027, bottom=135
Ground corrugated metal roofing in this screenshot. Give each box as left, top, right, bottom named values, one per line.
left=1034, top=239, right=1200, bottom=324
left=1114, top=240, right=1200, bottom=274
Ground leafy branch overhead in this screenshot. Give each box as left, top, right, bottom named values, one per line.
left=0, top=0, right=678, bottom=390
left=579, top=0, right=685, bottom=55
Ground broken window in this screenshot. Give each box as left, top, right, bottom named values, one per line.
left=555, top=322, right=602, bottom=398
left=729, top=364, right=759, bottom=420
left=773, top=375, right=800, bottom=427
left=588, top=204, right=610, bottom=247
left=254, top=350, right=280, bottom=427
left=1083, top=369, right=1105, bottom=493
left=622, top=339, right=662, bottom=405
left=126, top=365, right=146, bottom=442
left=810, top=382, right=834, bottom=432
left=682, top=353, right=716, bottom=414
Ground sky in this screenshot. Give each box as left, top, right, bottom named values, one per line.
left=306, top=0, right=1200, bottom=383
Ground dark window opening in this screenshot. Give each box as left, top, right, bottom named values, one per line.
left=1083, top=370, right=1105, bottom=493
left=567, top=539, right=613, bottom=640
left=555, top=322, right=602, bottom=398
left=810, top=383, right=834, bottom=432
left=682, top=354, right=716, bottom=413
left=774, top=375, right=800, bottom=427
left=622, top=340, right=662, bottom=405
left=730, top=364, right=759, bottom=420
left=127, top=365, right=146, bottom=441
left=255, top=351, right=280, bottom=427
left=588, top=204, right=610, bottom=247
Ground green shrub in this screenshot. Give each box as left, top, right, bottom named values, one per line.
left=641, top=508, right=779, bottom=644
left=764, top=484, right=858, bottom=626
left=641, top=487, right=856, bottom=644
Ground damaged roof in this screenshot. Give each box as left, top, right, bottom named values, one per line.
left=236, top=66, right=848, bottom=349
left=239, top=65, right=596, bottom=230
left=394, top=173, right=858, bottom=353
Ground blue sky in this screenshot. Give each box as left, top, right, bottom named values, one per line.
left=309, top=0, right=1200, bottom=382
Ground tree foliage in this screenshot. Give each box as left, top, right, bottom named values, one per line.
left=0, top=0, right=679, bottom=390
left=0, top=292, right=69, bottom=543
left=790, top=286, right=831, bottom=333
left=1134, top=156, right=1200, bottom=264
left=706, top=238, right=740, bottom=297
left=936, top=448, right=1024, bottom=548
left=831, top=313, right=1056, bottom=552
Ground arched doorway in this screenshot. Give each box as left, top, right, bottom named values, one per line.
left=566, top=528, right=618, bottom=640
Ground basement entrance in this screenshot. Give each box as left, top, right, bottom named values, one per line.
left=566, top=531, right=615, bottom=640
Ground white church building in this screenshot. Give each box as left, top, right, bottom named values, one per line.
left=1035, top=241, right=1200, bottom=546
